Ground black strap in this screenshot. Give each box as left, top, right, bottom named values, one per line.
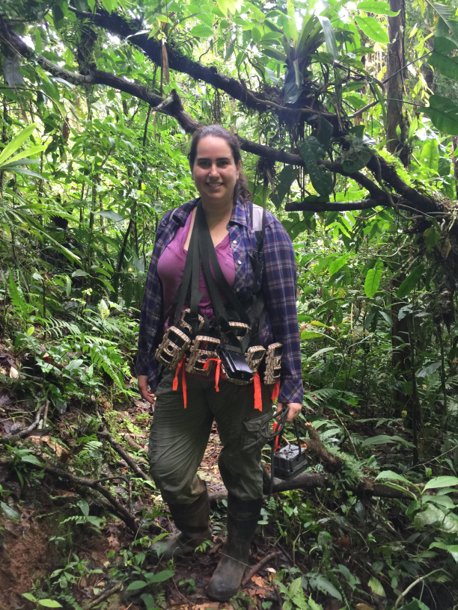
left=170, top=200, right=267, bottom=350
left=196, top=204, right=251, bottom=326
left=169, top=214, right=202, bottom=335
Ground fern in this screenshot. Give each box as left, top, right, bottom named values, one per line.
left=43, top=318, right=81, bottom=338
left=8, top=268, right=32, bottom=319
left=90, top=345, right=125, bottom=388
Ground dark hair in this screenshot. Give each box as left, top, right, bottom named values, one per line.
left=188, top=125, right=252, bottom=204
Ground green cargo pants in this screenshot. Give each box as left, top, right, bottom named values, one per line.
left=148, top=367, right=274, bottom=505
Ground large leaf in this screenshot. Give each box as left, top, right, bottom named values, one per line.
left=428, top=37, right=458, bottom=81
left=146, top=569, right=175, bottom=583
left=329, top=254, right=349, bottom=277
left=424, top=476, right=458, bottom=490
left=99, top=210, right=124, bottom=222
left=318, top=16, right=338, bottom=59
left=375, top=470, right=412, bottom=485
left=1, top=501, right=20, bottom=521
left=365, top=268, right=383, bottom=298
left=355, top=16, right=389, bottom=44
left=272, top=165, right=296, bottom=209
left=190, top=24, right=213, bottom=37
left=0, top=123, right=38, bottom=167
left=358, top=0, right=399, bottom=15
left=368, top=576, right=386, bottom=597
left=397, top=265, right=424, bottom=298
left=342, top=138, right=372, bottom=173
left=420, top=139, right=439, bottom=172
left=298, top=138, right=333, bottom=197
left=126, top=580, right=148, bottom=591
left=361, top=434, right=412, bottom=448
left=423, top=95, right=458, bottom=135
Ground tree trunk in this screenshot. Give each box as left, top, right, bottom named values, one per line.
left=386, top=0, right=409, bottom=166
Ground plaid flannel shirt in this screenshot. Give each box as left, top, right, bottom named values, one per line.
left=136, top=199, right=303, bottom=405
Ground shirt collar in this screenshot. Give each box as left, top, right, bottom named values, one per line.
left=170, top=199, right=198, bottom=226
left=229, top=200, right=250, bottom=227
left=170, top=198, right=250, bottom=227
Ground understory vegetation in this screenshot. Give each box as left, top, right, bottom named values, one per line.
left=1, top=0, right=458, bottom=608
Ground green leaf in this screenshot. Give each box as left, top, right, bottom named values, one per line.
left=420, top=139, right=439, bottom=172
left=424, top=226, right=440, bottom=250
left=430, top=541, right=458, bottom=562
left=361, top=435, right=412, bottom=448
left=397, top=265, right=424, bottom=298
left=301, top=330, right=325, bottom=340
left=272, top=165, right=296, bottom=209
left=309, top=347, right=336, bottom=359
left=298, top=137, right=333, bottom=197
left=329, top=255, right=349, bottom=277
left=1, top=501, right=20, bottom=521
left=342, top=140, right=372, bottom=173
left=190, top=24, right=214, bottom=37
left=312, top=574, right=342, bottom=600
left=65, top=359, right=84, bottom=372
left=375, top=470, right=411, bottom=485
left=126, top=580, right=148, bottom=591
left=21, top=455, right=43, bottom=467
left=140, top=593, right=156, bottom=610
left=428, top=37, right=458, bottom=81
left=417, top=361, right=441, bottom=377
left=358, top=0, right=399, bottom=15
left=423, top=95, right=458, bottom=135
left=424, top=476, right=458, bottom=490
left=216, top=0, right=227, bottom=15
left=364, top=268, right=383, bottom=298
left=146, top=569, right=175, bottom=583
left=318, top=16, right=338, bottom=59
left=0, top=123, right=38, bottom=167
left=355, top=16, right=389, bottom=44
left=414, top=505, right=446, bottom=528
left=22, top=593, right=37, bottom=602
left=38, top=601, right=63, bottom=608
left=368, top=576, right=386, bottom=597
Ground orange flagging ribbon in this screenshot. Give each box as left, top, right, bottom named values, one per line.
left=273, top=421, right=281, bottom=451
left=172, top=356, right=187, bottom=409
left=253, top=371, right=263, bottom=412
left=203, top=358, right=221, bottom=392
left=271, top=381, right=280, bottom=402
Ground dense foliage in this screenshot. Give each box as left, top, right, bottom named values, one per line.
left=1, top=0, right=458, bottom=608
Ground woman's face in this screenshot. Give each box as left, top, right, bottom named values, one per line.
left=191, top=136, right=240, bottom=208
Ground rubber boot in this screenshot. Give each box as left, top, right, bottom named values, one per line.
left=206, top=495, right=263, bottom=601
left=150, top=489, right=211, bottom=560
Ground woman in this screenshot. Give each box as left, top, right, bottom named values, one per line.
left=136, top=125, right=303, bottom=601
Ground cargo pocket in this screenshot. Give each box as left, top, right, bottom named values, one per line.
left=241, top=411, right=272, bottom=453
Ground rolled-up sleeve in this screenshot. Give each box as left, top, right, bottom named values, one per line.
left=262, top=216, right=303, bottom=405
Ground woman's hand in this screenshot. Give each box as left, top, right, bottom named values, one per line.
left=138, top=375, right=156, bottom=406
left=276, top=402, right=302, bottom=422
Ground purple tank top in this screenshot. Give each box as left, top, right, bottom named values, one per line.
left=158, top=211, right=236, bottom=327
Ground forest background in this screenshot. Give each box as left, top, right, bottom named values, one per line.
left=1, top=0, right=458, bottom=609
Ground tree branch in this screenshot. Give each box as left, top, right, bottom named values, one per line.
left=98, top=428, right=151, bottom=482
left=71, top=8, right=272, bottom=113
left=286, top=199, right=387, bottom=212
left=0, top=16, right=443, bottom=217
